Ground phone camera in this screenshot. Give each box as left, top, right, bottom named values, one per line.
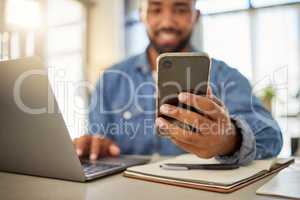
left=162, top=60, right=172, bottom=69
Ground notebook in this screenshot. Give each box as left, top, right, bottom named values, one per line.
left=124, top=154, right=294, bottom=193
left=256, top=167, right=300, bottom=199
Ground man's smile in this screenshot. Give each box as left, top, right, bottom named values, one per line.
left=158, top=32, right=178, bottom=44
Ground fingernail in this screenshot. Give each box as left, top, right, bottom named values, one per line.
left=156, top=118, right=167, bottom=129
left=90, top=153, right=97, bottom=160
left=76, top=149, right=82, bottom=156
left=160, top=104, right=176, bottom=114
left=110, top=145, right=120, bottom=156
left=178, top=93, right=188, bottom=102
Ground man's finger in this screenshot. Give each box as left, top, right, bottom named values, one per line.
left=159, top=104, right=212, bottom=131
left=108, top=143, right=121, bottom=157
left=89, top=136, right=103, bottom=160
left=207, top=86, right=224, bottom=107
left=156, top=117, right=207, bottom=146
left=178, top=92, right=225, bottom=120
left=171, top=138, right=212, bottom=158
left=209, top=96, right=224, bottom=107
left=207, top=85, right=213, bottom=98
left=74, top=135, right=91, bottom=157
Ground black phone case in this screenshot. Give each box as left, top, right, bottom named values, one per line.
left=156, top=52, right=211, bottom=136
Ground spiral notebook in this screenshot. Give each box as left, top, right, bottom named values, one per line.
left=124, top=154, right=294, bottom=193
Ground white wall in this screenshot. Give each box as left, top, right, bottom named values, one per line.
left=87, top=0, right=126, bottom=84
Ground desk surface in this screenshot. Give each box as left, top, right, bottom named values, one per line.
left=0, top=156, right=295, bottom=200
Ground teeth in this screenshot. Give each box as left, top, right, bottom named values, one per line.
left=160, top=33, right=176, bottom=41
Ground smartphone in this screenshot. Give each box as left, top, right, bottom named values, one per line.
left=156, top=52, right=211, bottom=136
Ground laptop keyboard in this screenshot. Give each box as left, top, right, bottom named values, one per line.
left=81, top=160, right=123, bottom=175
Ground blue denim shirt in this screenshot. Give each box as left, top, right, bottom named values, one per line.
left=89, top=51, right=283, bottom=165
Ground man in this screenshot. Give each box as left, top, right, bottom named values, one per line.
left=74, top=0, right=283, bottom=165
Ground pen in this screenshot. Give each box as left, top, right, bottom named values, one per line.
left=160, top=163, right=240, bottom=170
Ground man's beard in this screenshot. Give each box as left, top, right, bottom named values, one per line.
left=148, top=28, right=192, bottom=54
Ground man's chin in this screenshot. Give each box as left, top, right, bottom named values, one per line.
left=149, top=38, right=191, bottom=54
left=151, top=44, right=182, bottom=54
left=157, top=47, right=178, bottom=54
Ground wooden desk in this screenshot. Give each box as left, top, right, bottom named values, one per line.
left=0, top=157, right=296, bottom=200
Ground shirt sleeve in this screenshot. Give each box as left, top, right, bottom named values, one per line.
left=216, top=116, right=256, bottom=165
left=213, top=60, right=283, bottom=165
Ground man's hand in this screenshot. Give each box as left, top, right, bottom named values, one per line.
left=73, top=135, right=120, bottom=161
left=156, top=87, right=241, bottom=159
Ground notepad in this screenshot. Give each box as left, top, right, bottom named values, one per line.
left=124, top=154, right=294, bottom=193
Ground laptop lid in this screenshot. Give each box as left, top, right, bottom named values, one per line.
left=0, top=57, right=85, bottom=182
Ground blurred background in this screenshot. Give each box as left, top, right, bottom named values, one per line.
left=0, top=0, right=300, bottom=157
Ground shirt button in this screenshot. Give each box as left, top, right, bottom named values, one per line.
left=123, top=111, right=132, bottom=120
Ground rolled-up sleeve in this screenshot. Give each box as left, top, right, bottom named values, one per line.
left=216, top=116, right=256, bottom=165
left=213, top=60, right=283, bottom=165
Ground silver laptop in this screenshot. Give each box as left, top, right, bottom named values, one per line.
left=0, top=57, right=149, bottom=182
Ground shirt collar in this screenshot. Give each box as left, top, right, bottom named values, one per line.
left=135, top=49, right=152, bottom=75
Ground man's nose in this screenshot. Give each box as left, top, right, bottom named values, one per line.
left=159, top=9, right=176, bottom=28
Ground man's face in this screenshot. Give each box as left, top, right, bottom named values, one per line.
left=141, top=0, right=199, bottom=54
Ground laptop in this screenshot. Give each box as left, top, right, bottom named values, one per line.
left=0, top=57, right=150, bottom=182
